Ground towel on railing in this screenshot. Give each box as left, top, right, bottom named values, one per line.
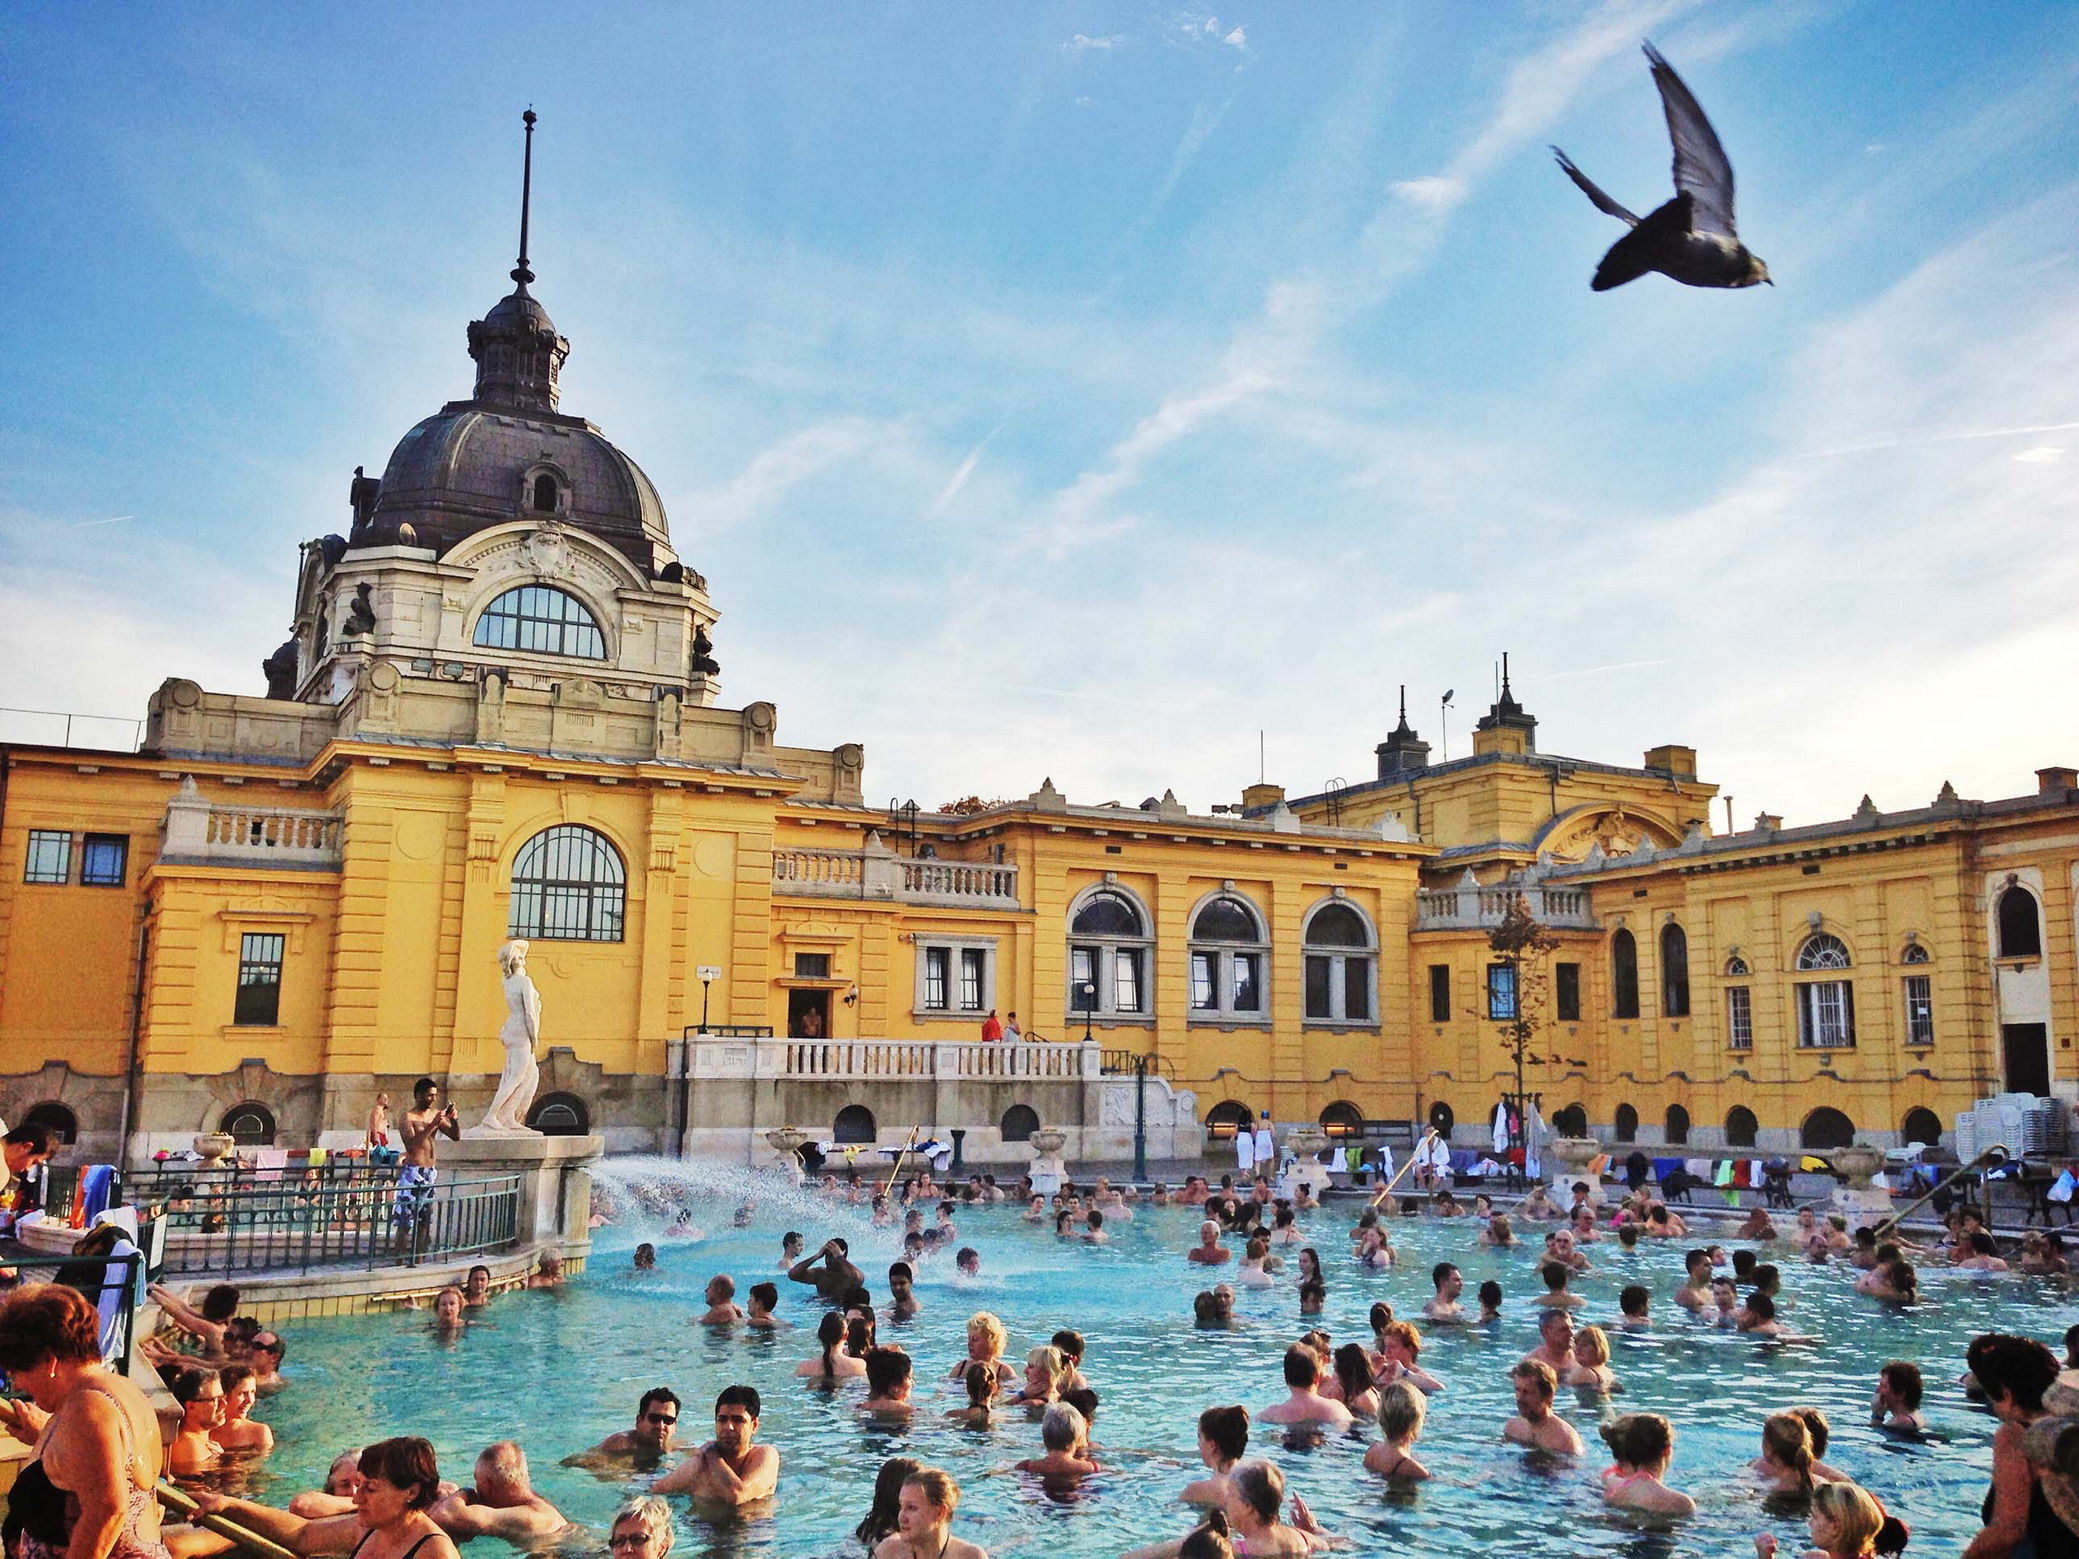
left=71, top=1165, right=117, bottom=1229
left=306, top=1148, right=327, bottom=1166
left=1652, top=1157, right=1684, bottom=1183
left=254, top=1148, right=289, bottom=1180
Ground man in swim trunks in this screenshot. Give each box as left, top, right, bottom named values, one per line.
left=1522, top=1309, right=1575, bottom=1375
left=393, top=1079, right=459, bottom=1233
left=1187, top=1221, right=1230, bottom=1265
left=431, top=1442, right=572, bottom=1543
left=652, top=1386, right=779, bottom=1505
left=1257, top=1346, right=1354, bottom=1428
left=787, top=1238, right=864, bottom=1301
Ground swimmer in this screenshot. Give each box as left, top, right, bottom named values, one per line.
left=955, top=1247, right=980, bottom=1276
left=1709, top=1277, right=1740, bottom=1327
left=167, top=1366, right=225, bottom=1478
left=1296, top=1247, right=1324, bottom=1287
left=787, top=1237, right=865, bottom=1301
left=665, top=1209, right=699, bottom=1240
left=1299, top=1278, right=1326, bottom=1315
left=872, top=1467, right=988, bottom=1559
left=796, top=1312, right=866, bottom=1381
left=1372, top=1321, right=1442, bottom=1395
left=1008, top=1345, right=1069, bottom=1407
left=1751, top=1412, right=1825, bottom=1497
left=431, top=1442, right=574, bottom=1543
left=1355, top=1224, right=1394, bottom=1268
left=1423, top=1263, right=1465, bottom=1323
left=527, top=1253, right=564, bottom=1289
left=1189, top=1220, right=1232, bottom=1265
left=1870, top=1361, right=1926, bottom=1432
left=1085, top=1209, right=1109, bottom=1244
left=1535, top=1259, right=1585, bottom=1311
left=462, top=1266, right=492, bottom=1310
left=652, top=1386, right=780, bottom=1506
left=1051, top=1330, right=1092, bottom=1392
left=887, top=1263, right=920, bottom=1321
left=429, top=1285, right=468, bottom=1332
left=1524, top=1309, right=1576, bottom=1376
left=780, top=1232, right=804, bottom=1270
left=1327, top=1344, right=1380, bottom=1420
left=696, top=1275, right=744, bottom=1326
left=1364, top=1381, right=1430, bottom=1480
left=1550, top=1228, right=1592, bottom=1273
left=211, top=1364, right=274, bottom=1456
left=1571, top=1206, right=1602, bottom=1244
left=1618, top=1285, right=1651, bottom=1331
left=946, top=1312, right=1016, bottom=1385
left=1599, top=1413, right=1695, bottom=1518
left=1015, top=1402, right=1099, bottom=1479
left=1237, top=1236, right=1278, bottom=1288
left=1476, top=1280, right=1503, bottom=1324
left=1734, top=1205, right=1778, bottom=1242
left=287, top=1449, right=365, bottom=1517
left=1181, top=1405, right=1250, bottom=1505
left=1567, top=1326, right=1621, bottom=1393
left=1268, top=1204, right=1301, bottom=1246
left=944, top=1361, right=999, bottom=1427
left=1482, top=1213, right=1516, bottom=1248
left=1520, top=1185, right=1558, bottom=1221
left=1504, top=1360, right=1583, bottom=1455
left=1257, top=1344, right=1353, bottom=1428
left=633, top=1243, right=657, bottom=1271
left=1956, top=1231, right=2011, bottom=1272
left=861, top=1347, right=915, bottom=1418
left=1754, top=1479, right=1897, bottom=1559
left=568, top=1387, right=681, bottom=1469
left=1023, top=1195, right=1048, bottom=1223
left=1854, top=1257, right=1918, bottom=1304
left=745, top=1283, right=784, bottom=1330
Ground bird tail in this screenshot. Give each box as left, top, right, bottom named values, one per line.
left=1590, top=194, right=1692, bottom=291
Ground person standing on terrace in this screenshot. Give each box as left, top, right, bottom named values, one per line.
left=394, top=1079, right=459, bottom=1233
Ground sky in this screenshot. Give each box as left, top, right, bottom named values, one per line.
left=3, top=2, right=2077, bottom=830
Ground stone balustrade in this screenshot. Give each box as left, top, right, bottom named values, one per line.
left=780, top=1038, right=1094, bottom=1081
left=1415, top=881, right=1597, bottom=931
left=771, top=844, right=1019, bottom=908
left=160, top=778, right=344, bottom=869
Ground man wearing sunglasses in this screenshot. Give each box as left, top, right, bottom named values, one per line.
left=568, top=1387, right=682, bottom=1470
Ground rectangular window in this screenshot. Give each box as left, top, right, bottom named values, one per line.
left=1304, top=955, right=1333, bottom=1020
left=1231, top=953, right=1261, bottom=1013
left=1486, top=963, right=1518, bottom=1021
left=922, top=947, right=949, bottom=1011
left=1904, top=975, right=1933, bottom=1046
left=23, top=830, right=71, bottom=884
left=1555, top=962, right=1581, bottom=1023
left=234, top=933, right=284, bottom=1026
left=1727, top=985, right=1753, bottom=1049
left=1070, top=947, right=1098, bottom=1011
left=1344, top=958, right=1372, bottom=1022
left=1428, top=964, right=1450, bottom=1023
left=1797, top=979, right=1856, bottom=1048
left=1113, top=948, right=1143, bottom=1013
left=80, top=834, right=128, bottom=887
left=958, top=948, right=985, bottom=1012
left=793, top=952, right=831, bottom=979
left=1190, top=952, right=1216, bottom=1010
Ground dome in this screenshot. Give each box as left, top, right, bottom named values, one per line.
left=368, top=403, right=674, bottom=574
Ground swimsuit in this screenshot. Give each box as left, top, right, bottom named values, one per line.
left=7, top=1382, right=172, bottom=1559
left=349, top=1530, right=445, bottom=1559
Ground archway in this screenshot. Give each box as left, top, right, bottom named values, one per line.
left=1613, top=1103, right=1638, bottom=1143
left=1801, top=1107, right=1856, bottom=1151
left=1000, top=1104, right=1040, bottom=1144
left=526, top=1092, right=588, bottom=1135
left=1725, top=1106, right=1758, bottom=1149
left=1320, top=1101, right=1365, bottom=1139
left=1426, top=1101, right=1455, bottom=1139
left=1552, top=1103, right=1589, bottom=1137
left=1664, top=1104, right=1691, bottom=1146
left=1998, top=884, right=2044, bottom=959
left=220, top=1102, right=275, bottom=1147
left=833, top=1104, right=877, bottom=1144
left=22, top=1102, right=78, bottom=1145
left=1900, top=1107, right=1942, bottom=1147
left=1205, top=1101, right=1253, bottom=1141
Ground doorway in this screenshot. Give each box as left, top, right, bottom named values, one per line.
left=788, top=989, right=831, bottom=1039
left=2003, top=1022, right=2050, bottom=1096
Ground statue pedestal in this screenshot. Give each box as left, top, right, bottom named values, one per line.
left=439, top=1134, right=603, bottom=1247
left=1028, top=1127, right=1068, bottom=1195
left=1828, top=1144, right=1891, bottom=1225
left=1280, top=1127, right=1337, bottom=1200
left=1547, top=1135, right=1601, bottom=1195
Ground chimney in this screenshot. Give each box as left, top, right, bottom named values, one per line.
left=1753, top=812, right=1783, bottom=832
left=1644, top=744, right=1697, bottom=780
left=2037, top=766, right=2077, bottom=796
left=1241, top=782, right=1285, bottom=812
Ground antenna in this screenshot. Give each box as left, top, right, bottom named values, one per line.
left=1724, top=796, right=1734, bottom=834
left=1439, top=689, right=1455, bottom=762
left=1258, top=730, right=1265, bottom=784
left=512, top=108, right=537, bottom=290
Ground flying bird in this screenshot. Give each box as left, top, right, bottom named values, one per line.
left=1552, top=42, right=1770, bottom=292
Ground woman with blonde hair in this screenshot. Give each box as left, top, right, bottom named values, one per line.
left=1752, top=1413, right=1822, bottom=1498
left=1482, top=1213, right=1516, bottom=1247
left=947, top=1312, right=1014, bottom=1384
left=1755, top=1479, right=1897, bottom=1558
left=1568, top=1325, right=1621, bottom=1393
left=1008, top=1345, right=1068, bottom=1406
left=871, top=1466, right=987, bottom=1559
left=1363, top=1382, right=1430, bottom=1481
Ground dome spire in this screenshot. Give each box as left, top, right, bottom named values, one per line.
left=512, top=108, right=536, bottom=292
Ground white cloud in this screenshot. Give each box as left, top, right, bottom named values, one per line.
left=1064, top=33, right=1120, bottom=52
left=1223, top=26, right=1246, bottom=49
left=683, top=420, right=885, bottom=536
left=2015, top=446, right=2066, bottom=463
left=1389, top=175, right=1465, bottom=210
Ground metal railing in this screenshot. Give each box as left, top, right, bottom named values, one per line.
left=1100, top=1048, right=1176, bottom=1079
left=0, top=707, right=145, bottom=752
left=0, top=1248, right=144, bottom=1373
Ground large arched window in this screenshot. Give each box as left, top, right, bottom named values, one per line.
left=1188, top=893, right=1269, bottom=1021
left=1000, top=1104, right=1040, bottom=1143
left=1794, top=933, right=1854, bottom=1048
left=221, top=1102, right=275, bottom=1146
left=473, top=585, right=606, bottom=659
left=1998, top=884, right=2044, bottom=959
left=1660, top=923, right=1690, bottom=1017
left=1725, top=1105, right=1758, bottom=1148
left=1613, top=1103, right=1638, bottom=1143
left=1901, top=941, right=1934, bottom=1046
left=1067, top=886, right=1153, bottom=1021
left=1611, top=929, right=1640, bottom=1019
left=1303, top=899, right=1375, bottom=1024
left=1665, top=1103, right=1691, bottom=1145
left=526, top=1092, right=587, bottom=1135
left=1427, top=1100, right=1455, bottom=1137
left=834, top=1104, right=878, bottom=1144
left=1552, top=1103, right=1589, bottom=1137
left=1320, top=1101, right=1365, bottom=1139
left=1204, top=1100, right=1254, bottom=1141
left=509, top=826, right=626, bottom=942
left=1801, top=1107, right=1855, bottom=1150
left=1900, top=1107, right=1942, bottom=1147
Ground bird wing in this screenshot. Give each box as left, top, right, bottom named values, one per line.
left=1642, top=42, right=1736, bottom=236
left=1551, top=147, right=1638, bottom=226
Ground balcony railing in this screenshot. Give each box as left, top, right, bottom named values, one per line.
left=160, top=779, right=343, bottom=869
left=1415, top=883, right=1597, bottom=931
left=771, top=846, right=1019, bottom=909
left=774, top=1038, right=1096, bottom=1081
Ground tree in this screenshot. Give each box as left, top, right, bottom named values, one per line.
left=1488, top=892, right=1562, bottom=1158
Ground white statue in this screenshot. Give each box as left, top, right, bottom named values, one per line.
left=471, top=940, right=542, bottom=1135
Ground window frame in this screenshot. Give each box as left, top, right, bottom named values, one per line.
left=1795, top=977, right=1856, bottom=1048
left=1611, top=928, right=1640, bottom=1019
left=1428, top=964, right=1450, bottom=1024
left=1485, top=962, right=1519, bottom=1021
left=233, top=932, right=285, bottom=1027
left=472, top=584, right=608, bottom=661
left=1064, top=885, right=1154, bottom=1023
left=1301, top=898, right=1377, bottom=1027
left=913, top=936, right=996, bottom=1021
left=23, top=830, right=72, bottom=884
left=1726, top=984, right=1753, bottom=1050
left=1660, top=922, right=1690, bottom=1017
left=1555, top=961, right=1581, bottom=1023
left=1186, top=890, right=1271, bottom=1026
left=1996, top=884, right=2044, bottom=960
left=79, top=833, right=128, bottom=888
left=1903, top=973, right=1934, bottom=1047
left=508, top=825, right=627, bottom=943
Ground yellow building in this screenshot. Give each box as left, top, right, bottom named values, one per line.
left=3, top=219, right=2076, bottom=1167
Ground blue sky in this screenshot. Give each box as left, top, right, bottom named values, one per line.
left=4, top=2, right=2078, bottom=827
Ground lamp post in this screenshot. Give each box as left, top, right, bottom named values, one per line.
left=681, top=964, right=721, bottom=1161
left=1133, top=1053, right=1149, bottom=1182
left=697, top=966, right=720, bottom=1033
left=1080, top=982, right=1096, bottom=1044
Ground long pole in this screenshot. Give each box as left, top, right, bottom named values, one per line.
left=881, top=1124, right=923, bottom=1196
left=1874, top=1145, right=2009, bottom=1236
left=1368, top=1128, right=1436, bottom=1209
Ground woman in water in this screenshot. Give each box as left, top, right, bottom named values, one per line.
left=1482, top=1214, right=1516, bottom=1248
left=1362, top=1383, right=1429, bottom=1481
left=871, top=1466, right=987, bottom=1559
left=1751, top=1413, right=1824, bottom=1499
left=946, top=1312, right=1016, bottom=1385
left=944, top=1362, right=998, bottom=1428
left=1355, top=1224, right=1394, bottom=1268
left=1855, top=1258, right=1918, bottom=1305
left=1599, top=1414, right=1694, bottom=1519
left=1568, top=1326, right=1621, bottom=1393
left=1961, top=1331, right=2079, bottom=1559
left=1372, top=1322, right=1442, bottom=1395
left=1325, top=1344, right=1380, bottom=1420
left=1008, top=1345, right=1069, bottom=1408
left=336, top=1440, right=461, bottom=1559
left=1755, top=1479, right=1900, bottom=1559
left=854, top=1457, right=923, bottom=1550
left=795, top=1311, right=866, bottom=1382
left=1023, top=1195, right=1049, bottom=1224
left=1296, top=1248, right=1323, bottom=1289
left=1126, top=1459, right=1335, bottom=1559
left=1181, top=1406, right=1249, bottom=1507
left=1237, top=1236, right=1279, bottom=1289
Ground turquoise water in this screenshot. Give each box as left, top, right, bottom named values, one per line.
left=249, top=1177, right=2078, bottom=1558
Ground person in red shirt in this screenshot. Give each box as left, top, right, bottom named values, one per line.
left=980, top=1010, right=1003, bottom=1042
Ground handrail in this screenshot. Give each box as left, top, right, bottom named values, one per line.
left=146, top=1170, right=523, bottom=1274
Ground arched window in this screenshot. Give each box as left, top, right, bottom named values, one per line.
left=530, top=473, right=559, bottom=513
left=221, top=1102, right=275, bottom=1146
left=1303, top=899, right=1376, bottom=1025
left=1426, top=1101, right=1455, bottom=1138
left=1665, top=1103, right=1691, bottom=1145
left=833, top=1104, right=878, bottom=1144
left=1998, top=884, right=2043, bottom=959
left=1613, top=1103, right=1638, bottom=1143
left=1901, top=942, right=1935, bottom=1046
left=1067, top=886, right=1153, bottom=1021
left=1000, top=1104, right=1040, bottom=1144
left=1794, top=934, right=1855, bottom=1048
left=1205, top=1100, right=1254, bottom=1141
left=1900, top=1107, right=1942, bottom=1147
left=473, top=585, right=606, bottom=660
left=509, top=826, right=626, bottom=942
left=1188, top=893, right=1269, bottom=1021
left=1552, top=1103, right=1589, bottom=1137
left=22, top=1102, right=78, bottom=1145
left=1660, top=923, right=1690, bottom=1017
left=1899, top=942, right=1930, bottom=966
left=1725, top=954, right=1751, bottom=977
left=1320, top=1101, right=1365, bottom=1139
left=526, top=1092, right=587, bottom=1135
left=1725, top=1105, right=1758, bottom=1148
left=1801, top=1107, right=1855, bottom=1151
left=1611, top=929, right=1640, bottom=1018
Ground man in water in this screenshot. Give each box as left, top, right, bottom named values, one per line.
left=394, top=1077, right=460, bottom=1234
left=1503, top=1361, right=1583, bottom=1454
left=432, top=1442, right=574, bottom=1543
left=1672, top=1249, right=1712, bottom=1312
left=568, top=1388, right=681, bottom=1470
left=653, top=1386, right=780, bottom=1505
left=787, top=1237, right=864, bottom=1301
left=887, top=1262, right=920, bottom=1320
left=1257, top=1345, right=1354, bottom=1428
left=1522, top=1308, right=1575, bottom=1375
left=696, top=1275, right=743, bottom=1325
left=1423, top=1263, right=1465, bottom=1323
left=1188, top=1220, right=1230, bottom=1264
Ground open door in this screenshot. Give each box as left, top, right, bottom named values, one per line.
left=788, top=989, right=832, bottom=1039
left=2002, top=1022, right=2050, bottom=1096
